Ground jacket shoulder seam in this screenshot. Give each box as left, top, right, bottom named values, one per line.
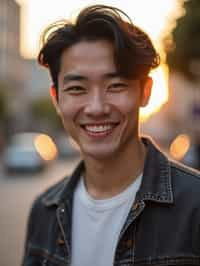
left=170, top=160, right=200, bottom=179
left=36, top=176, right=69, bottom=204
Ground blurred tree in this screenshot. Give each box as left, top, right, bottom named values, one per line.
left=31, top=97, right=62, bottom=131
left=164, top=0, right=200, bottom=81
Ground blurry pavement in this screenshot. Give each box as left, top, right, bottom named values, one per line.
left=0, top=157, right=80, bottom=266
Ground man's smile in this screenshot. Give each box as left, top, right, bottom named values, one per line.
left=80, top=123, right=119, bottom=138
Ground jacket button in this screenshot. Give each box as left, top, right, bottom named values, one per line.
left=126, top=239, right=132, bottom=248
left=57, top=236, right=65, bottom=245
left=133, top=202, right=138, bottom=210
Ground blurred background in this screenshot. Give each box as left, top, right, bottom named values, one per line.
left=0, top=0, right=199, bottom=265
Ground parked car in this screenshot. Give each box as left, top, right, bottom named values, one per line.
left=3, top=132, right=57, bottom=173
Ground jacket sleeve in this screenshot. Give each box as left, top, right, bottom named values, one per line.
left=21, top=197, right=40, bottom=266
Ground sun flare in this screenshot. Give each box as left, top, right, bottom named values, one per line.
left=140, top=64, right=169, bottom=122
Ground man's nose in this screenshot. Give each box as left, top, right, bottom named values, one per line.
left=84, top=91, right=110, bottom=116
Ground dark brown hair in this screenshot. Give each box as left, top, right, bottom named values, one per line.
left=38, top=4, right=160, bottom=95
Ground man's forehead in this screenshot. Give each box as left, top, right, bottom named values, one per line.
left=61, top=71, right=123, bottom=84
left=60, top=40, right=115, bottom=66
left=58, top=40, right=121, bottom=83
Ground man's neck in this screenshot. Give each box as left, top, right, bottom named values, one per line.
left=83, top=138, right=146, bottom=199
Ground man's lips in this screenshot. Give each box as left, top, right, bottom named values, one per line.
left=80, top=123, right=119, bottom=136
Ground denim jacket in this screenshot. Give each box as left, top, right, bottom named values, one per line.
left=22, top=137, right=200, bottom=266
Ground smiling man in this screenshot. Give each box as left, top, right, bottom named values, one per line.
left=22, top=5, right=200, bottom=266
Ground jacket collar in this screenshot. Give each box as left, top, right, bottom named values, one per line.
left=43, top=136, right=174, bottom=207
left=136, top=137, right=173, bottom=204
left=43, top=161, right=84, bottom=207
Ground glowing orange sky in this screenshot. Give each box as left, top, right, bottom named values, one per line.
left=16, top=0, right=182, bottom=59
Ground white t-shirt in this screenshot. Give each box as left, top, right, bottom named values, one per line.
left=71, top=174, right=142, bottom=266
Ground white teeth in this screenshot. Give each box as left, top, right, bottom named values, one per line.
left=85, top=124, right=113, bottom=133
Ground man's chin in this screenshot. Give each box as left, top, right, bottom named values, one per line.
left=81, top=144, right=119, bottom=161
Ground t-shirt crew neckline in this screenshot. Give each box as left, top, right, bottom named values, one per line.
left=78, top=173, right=143, bottom=212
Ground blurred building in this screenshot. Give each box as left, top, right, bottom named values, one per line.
left=24, top=59, right=50, bottom=101
left=0, top=0, right=28, bottom=129
left=0, top=0, right=50, bottom=133
left=0, top=0, right=52, bottom=134
left=23, top=58, right=52, bottom=131
left=0, top=0, right=20, bottom=79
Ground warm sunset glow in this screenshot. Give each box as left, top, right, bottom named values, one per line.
left=140, top=64, right=169, bottom=122
left=170, top=134, right=191, bottom=160
left=34, top=134, right=58, bottom=161
left=16, top=0, right=183, bottom=120
left=16, top=0, right=181, bottom=59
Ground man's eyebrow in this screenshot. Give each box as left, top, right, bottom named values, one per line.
left=63, top=74, right=88, bottom=84
left=62, top=72, right=122, bottom=84
left=103, top=72, right=122, bottom=79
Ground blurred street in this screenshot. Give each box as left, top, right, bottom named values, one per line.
left=0, top=157, right=79, bottom=266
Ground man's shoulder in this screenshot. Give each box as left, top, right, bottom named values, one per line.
left=32, top=175, right=70, bottom=210
left=169, top=159, right=200, bottom=193
left=144, top=136, right=200, bottom=181
left=32, top=161, right=83, bottom=209
left=170, top=159, right=200, bottom=180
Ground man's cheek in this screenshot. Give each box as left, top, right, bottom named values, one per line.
left=60, top=104, right=76, bottom=118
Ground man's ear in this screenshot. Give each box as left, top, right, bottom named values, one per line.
left=140, top=77, right=153, bottom=107
left=50, top=86, right=61, bottom=116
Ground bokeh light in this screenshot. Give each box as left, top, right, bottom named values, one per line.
left=170, top=134, right=191, bottom=160
left=34, top=134, right=58, bottom=161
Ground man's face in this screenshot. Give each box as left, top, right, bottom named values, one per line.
left=55, top=40, right=151, bottom=160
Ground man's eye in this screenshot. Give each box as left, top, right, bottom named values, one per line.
left=63, top=86, right=85, bottom=94
left=108, top=83, right=128, bottom=92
